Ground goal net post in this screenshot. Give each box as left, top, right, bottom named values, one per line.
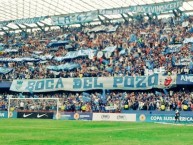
left=8, top=98, right=59, bottom=119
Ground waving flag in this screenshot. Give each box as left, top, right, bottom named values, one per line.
left=0, top=67, right=13, bottom=74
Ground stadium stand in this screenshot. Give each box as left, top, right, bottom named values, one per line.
left=0, top=0, right=193, bottom=113
left=0, top=19, right=193, bottom=80
left=1, top=89, right=193, bottom=112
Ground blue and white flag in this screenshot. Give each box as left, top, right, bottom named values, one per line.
left=0, top=43, right=5, bottom=51
left=65, top=45, right=73, bottom=49
left=21, top=57, right=39, bottom=62
left=54, top=49, right=95, bottom=61
left=175, top=58, right=192, bottom=66
left=33, top=51, right=43, bottom=55
left=89, top=25, right=106, bottom=32
left=89, top=25, right=118, bottom=33
left=47, top=40, right=69, bottom=47
left=0, top=67, right=13, bottom=74
left=50, top=47, right=59, bottom=51
left=183, top=37, right=193, bottom=43
left=107, top=25, right=118, bottom=32
left=97, top=92, right=106, bottom=103
left=163, top=89, right=169, bottom=95
left=0, top=58, right=12, bottom=62
left=47, top=63, right=80, bottom=71
left=189, top=62, right=193, bottom=69
left=165, top=44, right=181, bottom=54
left=155, top=91, right=162, bottom=96
left=172, top=56, right=176, bottom=66
left=130, top=34, right=137, bottom=42
left=39, top=61, right=47, bottom=64
left=146, top=60, right=154, bottom=70
left=33, top=54, right=53, bottom=60
left=189, top=28, right=193, bottom=33
left=3, top=49, right=19, bottom=53
left=53, top=56, right=65, bottom=61
left=119, top=49, right=126, bottom=55
left=12, top=58, right=24, bottom=62
left=82, top=92, right=90, bottom=96
left=102, top=46, right=117, bottom=53
left=0, top=57, right=39, bottom=62
left=82, top=93, right=91, bottom=102
left=82, top=96, right=91, bottom=103
left=19, top=93, right=25, bottom=98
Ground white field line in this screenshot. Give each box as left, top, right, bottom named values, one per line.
left=155, top=122, right=193, bottom=126
left=74, top=126, right=167, bottom=133
left=0, top=125, right=172, bottom=133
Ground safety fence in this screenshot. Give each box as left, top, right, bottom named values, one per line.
left=1, top=111, right=193, bottom=123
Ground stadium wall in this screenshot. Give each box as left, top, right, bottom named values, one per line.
left=53, top=112, right=93, bottom=120
left=17, top=112, right=54, bottom=119
left=0, top=111, right=17, bottom=118
left=0, top=82, right=11, bottom=88
left=1, top=111, right=193, bottom=123
left=136, top=113, right=193, bottom=123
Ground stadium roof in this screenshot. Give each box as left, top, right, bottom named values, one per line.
left=0, top=0, right=193, bottom=31
left=0, top=0, right=193, bottom=21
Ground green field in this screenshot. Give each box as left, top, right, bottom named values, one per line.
left=0, top=119, right=193, bottom=145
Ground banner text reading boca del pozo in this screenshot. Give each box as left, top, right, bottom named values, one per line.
left=10, top=74, right=176, bottom=92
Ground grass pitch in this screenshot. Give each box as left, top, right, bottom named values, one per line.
left=0, top=119, right=193, bottom=145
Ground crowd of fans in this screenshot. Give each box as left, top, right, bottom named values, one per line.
left=0, top=16, right=193, bottom=80
left=1, top=89, right=193, bottom=112
left=0, top=15, right=193, bottom=112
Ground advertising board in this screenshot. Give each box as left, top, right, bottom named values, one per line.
left=17, top=112, right=54, bottom=119
left=137, top=114, right=193, bottom=123
left=93, top=113, right=136, bottom=122
left=0, top=111, right=17, bottom=118
left=53, top=112, right=93, bottom=120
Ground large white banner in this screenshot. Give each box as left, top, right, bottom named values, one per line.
left=183, top=37, right=193, bottom=44
left=99, top=0, right=183, bottom=15
left=10, top=74, right=176, bottom=92
left=51, top=11, right=98, bottom=26
left=158, top=75, right=176, bottom=88
left=93, top=113, right=136, bottom=122
left=10, top=77, right=151, bottom=92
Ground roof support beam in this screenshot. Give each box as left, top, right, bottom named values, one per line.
left=21, top=24, right=32, bottom=29
left=102, top=15, right=111, bottom=22
left=98, top=16, right=105, bottom=25
left=36, top=23, right=45, bottom=32
left=176, top=9, right=183, bottom=16
left=59, top=26, right=65, bottom=32
left=152, top=13, right=158, bottom=20
left=1, top=28, right=8, bottom=34
left=146, top=13, right=152, bottom=21
left=99, top=15, right=111, bottom=25
left=39, top=22, right=51, bottom=28
left=173, top=10, right=179, bottom=18
left=5, top=26, right=15, bottom=31
left=15, top=24, right=24, bottom=31
left=125, top=13, right=133, bottom=19
left=121, top=14, right=128, bottom=22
